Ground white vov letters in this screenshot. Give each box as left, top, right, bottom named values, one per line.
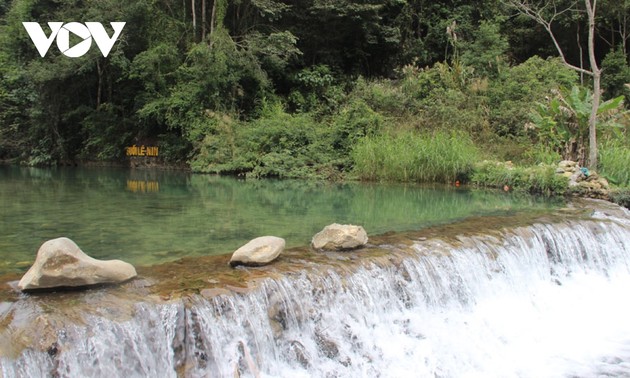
left=22, top=22, right=126, bottom=58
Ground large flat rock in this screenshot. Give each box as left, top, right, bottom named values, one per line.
left=311, top=223, right=368, bottom=251
left=229, top=236, right=285, bottom=267
left=18, top=237, right=137, bottom=291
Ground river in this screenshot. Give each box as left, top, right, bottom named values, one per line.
left=1, top=167, right=629, bottom=377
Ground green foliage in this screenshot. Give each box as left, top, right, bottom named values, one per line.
left=288, top=65, right=345, bottom=113
left=471, top=161, right=568, bottom=195
left=287, top=0, right=404, bottom=76
left=350, top=75, right=414, bottom=117
left=157, top=132, right=191, bottom=163
left=352, top=131, right=480, bottom=183
left=599, top=139, right=630, bottom=187
left=190, top=102, right=339, bottom=179
left=488, top=56, right=578, bottom=136
left=528, top=85, right=626, bottom=162
left=351, top=62, right=489, bottom=134
left=243, top=31, right=302, bottom=74
left=190, top=98, right=383, bottom=179
left=330, top=99, right=383, bottom=155
left=601, top=47, right=630, bottom=102
left=523, top=144, right=563, bottom=165
left=460, top=20, right=509, bottom=78
left=80, top=104, right=133, bottom=160
left=0, top=0, right=628, bottom=180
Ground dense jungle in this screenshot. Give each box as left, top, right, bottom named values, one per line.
left=0, top=0, right=629, bottom=201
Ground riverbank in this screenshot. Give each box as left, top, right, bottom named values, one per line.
left=4, top=156, right=627, bottom=211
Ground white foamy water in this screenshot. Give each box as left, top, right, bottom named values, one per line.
left=2, top=213, right=630, bottom=377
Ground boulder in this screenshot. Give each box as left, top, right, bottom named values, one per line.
left=229, top=236, right=285, bottom=267
left=311, top=223, right=368, bottom=251
left=580, top=181, right=602, bottom=190
left=18, top=237, right=137, bottom=291
left=558, top=160, right=577, bottom=169
left=586, top=172, right=600, bottom=181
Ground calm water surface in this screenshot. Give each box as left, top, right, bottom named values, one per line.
left=0, top=166, right=563, bottom=274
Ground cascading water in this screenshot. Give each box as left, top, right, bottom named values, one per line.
left=1, top=204, right=630, bottom=378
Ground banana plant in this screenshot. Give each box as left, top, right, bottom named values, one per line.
left=528, top=85, right=626, bottom=160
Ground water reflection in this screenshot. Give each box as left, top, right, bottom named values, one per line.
left=126, top=169, right=162, bottom=193
left=0, top=166, right=563, bottom=273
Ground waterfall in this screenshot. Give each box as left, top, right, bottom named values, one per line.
left=1, top=206, right=630, bottom=377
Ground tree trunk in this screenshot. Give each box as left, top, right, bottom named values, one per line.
left=503, top=0, right=603, bottom=169
left=623, top=12, right=628, bottom=57
left=202, top=0, right=206, bottom=41
left=586, top=0, right=600, bottom=170
left=589, top=73, right=601, bottom=169
left=209, top=0, right=217, bottom=48
left=191, top=0, right=196, bottom=40
left=577, top=23, right=584, bottom=85
left=96, top=60, right=103, bottom=109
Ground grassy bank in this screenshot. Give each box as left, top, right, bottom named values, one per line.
left=470, top=161, right=569, bottom=195
left=351, top=131, right=479, bottom=183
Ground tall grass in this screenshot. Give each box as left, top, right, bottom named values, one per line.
left=599, top=140, right=630, bottom=187
left=352, top=131, right=480, bottom=183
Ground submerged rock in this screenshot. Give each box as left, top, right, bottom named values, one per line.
left=289, top=340, right=311, bottom=368
left=229, top=236, right=285, bottom=267
left=18, top=237, right=137, bottom=291
left=311, top=223, right=368, bottom=251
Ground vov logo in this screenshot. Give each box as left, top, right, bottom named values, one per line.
left=22, top=22, right=125, bottom=58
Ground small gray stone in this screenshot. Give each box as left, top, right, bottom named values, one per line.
left=18, top=237, right=137, bottom=291
left=311, top=224, right=368, bottom=251
left=229, top=236, right=285, bottom=267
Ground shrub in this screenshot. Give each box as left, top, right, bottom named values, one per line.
left=601, top=48, right=630, bottom=102
left=350, top=77, right=410, bottom=116
left=488, top=56, right=577, bottom=136
left=287, top=65, right=345, bottom=113
left=190, top=102, right=342, bottom=179
left=352, top=130, right=480, bottom=183
left=330, top=98, right=383, bottom=155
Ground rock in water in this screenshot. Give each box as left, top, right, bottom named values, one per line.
left=229, top=236, right=285, bottom=267
left=18, top=237, right=137, bottom=291
left=311, top=224, right=368, bottom=251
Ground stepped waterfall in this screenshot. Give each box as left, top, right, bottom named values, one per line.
left=1, top=201, right=630, bottom=378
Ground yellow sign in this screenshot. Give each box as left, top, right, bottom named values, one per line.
left=126, top=180, right=159, bottom=193
left=126, top=145, right=158, bottom=157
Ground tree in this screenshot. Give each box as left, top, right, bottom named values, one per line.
left=598, top=0, right=630, bottom=56
left=503, top=0, right=602, bottom=169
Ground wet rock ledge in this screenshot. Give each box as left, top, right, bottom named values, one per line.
left=0, top=199, right=623, bottom=303
left=0, top=199, right=626, bottom=367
